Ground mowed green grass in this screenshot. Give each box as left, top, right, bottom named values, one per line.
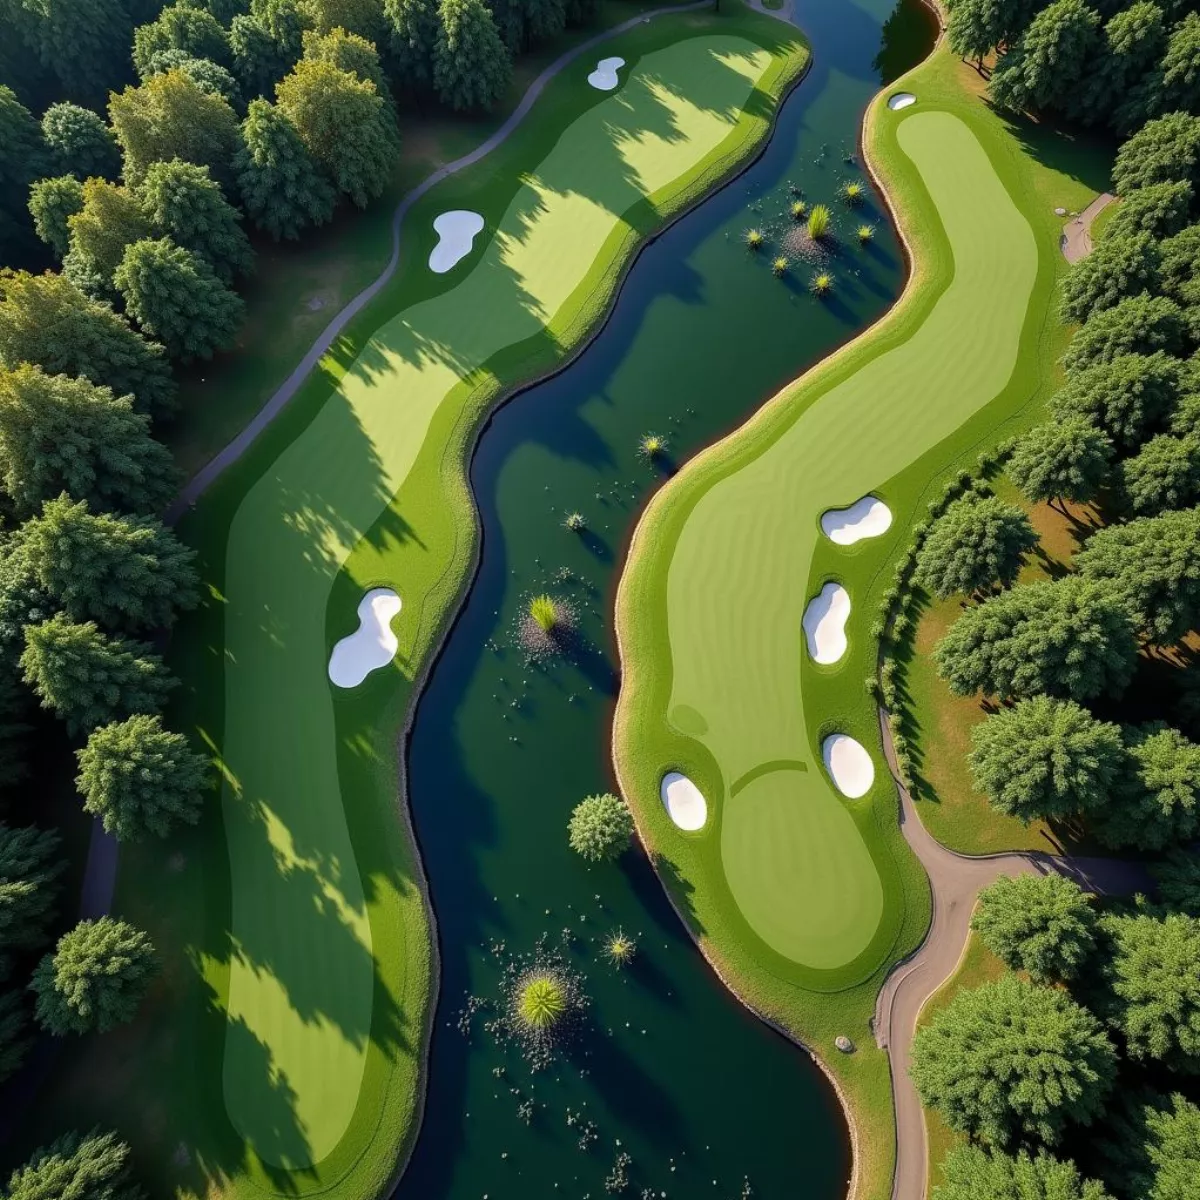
left=218, top=34, right=776, bottom=1168
left=660, top=110, right=1037, bottom=973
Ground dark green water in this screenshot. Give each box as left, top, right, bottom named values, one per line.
left=399, top=1, right=936, bottom=1195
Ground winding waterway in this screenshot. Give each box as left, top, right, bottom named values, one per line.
left=399, top=0, right=936, bottom=1195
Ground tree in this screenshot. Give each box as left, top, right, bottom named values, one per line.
left=31, top=916, right=156, bottom=1035
left=1100, top=911, right=1200, bottom=1069
left=63, top=178, right=152, bottom=298
left=947, top=0, right=1041, bottom=65
left=433, top=0, right=512, bottom=112
left=385, top=0, right=439, bottom=89
left=0, top=365, right=178, bottom=516
left=0, top=991, right=31, bottom=1084
left=1008, top=417, right=1112, bottom=509
left=1089, top=1, right=1168, bottom=121
left=1123, top=1093, right=1200, bottom=1200
left=1156, top=12, right=1200, bottom=116
left=1047, top=352, right=1182, bottom=451
left=911, top=973, right=1116, bottom=1146
left=138, top=159, right=254, bottom=283
left=41, top=102, right=121, bottom=180
left=1075, top=506, right=1200, bottom=644
left=0, top=537, right=52, bottom=676
left=28, top=175, right=84, bottom=260
left=0, top=86, right=47, bottom=262
left=914, top=493, right=1037, bottom=598
left=567, top=793, right=633, bottom=861
left=1151, top=848, right=1200, bottom=915
left=1121, top=432, right=1200, bottom=515
left=0, top=271, right=176, bottom=419
left=77, top=714, right=209, bottom=842
left=2, top=1128, right=142, bottom=1200
left=1060, top=231, right=1161, bottom=323
left=1062, top=294, right=1184, bottom=374
left=1094, top=723, right=1200, bottom=850
left=1159, top=223, right=1200, bottom=307
left=234, top=98, right=336, bottom=239
left=141, top=50, right=244, bottom=106
left=1104, top=180, right=1192, bottom=243
left=0, top=674, right=32, bottom=789
left=933, top=1145, right=1113, bottom=1200
left=968, top=695, right=1125, bottom=824
left=972, top=874, right=1096, bottom=981
left=0, top=823, right=63, bottom=964
left=229, top=0, right=307, bottom=97
left=1112, top=111, right=1200, bottom=195
left=934, top=577, right=1138, bottom=702
left=490, top=0, right=566, bottom=53
left=21, top=495, right=199, bottom=630
left=109, top=69, right=241, bottom=187
left=275, top=58, right=400, bottom=206
left=20, top=614, right=175, bottom=735
left=300, top=0, right=387, bottom=41
left=132, top=1, right=232, bottom=76
left=302, top=26, right=391, bottom=98
left=989, top=0, right=1101, bottom=115
left=116, top=236, right=245, bottom=362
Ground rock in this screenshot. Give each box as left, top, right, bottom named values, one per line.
left=835, top=1035, right=855, bottom=1054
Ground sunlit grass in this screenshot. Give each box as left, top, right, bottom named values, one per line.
left=842, top=181, right=864, bottom=206
left=517, top=974, right=567, bottom=1029
left=857, top=224, right=875, bottom=243
left=790, top=199, right=807, bottom=221
left=529, top=594, right=559, bottom=632
left=744, top=228, right=764, bottom=250
left=807, top=204, right=831, bottom=240
left=810, top=271, right=833, bottom=296
left=772, top=256, right=788, bottom=277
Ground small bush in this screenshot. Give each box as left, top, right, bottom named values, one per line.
left=567, top=793, right=633, bottom=862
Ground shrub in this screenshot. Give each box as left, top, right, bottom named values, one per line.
left=744, top=228, right=764, bottom=250
left=771, top=256, right=788, bottom=276
left=528, top=594, right=559, bottom=633
left=807, top=204, right=831, bottom=239
left=857, top=223, right=875, bottom=242
left=567, top=793, right=633, bottom=862
left=810, top=271, right=833, bottom=296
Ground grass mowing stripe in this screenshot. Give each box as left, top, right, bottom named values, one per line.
left=219, top=33, right=777, bottom=1169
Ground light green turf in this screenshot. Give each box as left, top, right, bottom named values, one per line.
left=664, top=110, right=1038, bottom=969
left=218, top=35, right=774, bottom=1166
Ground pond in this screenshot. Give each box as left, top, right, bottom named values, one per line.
left=398, top=0, right=937, bottom=1195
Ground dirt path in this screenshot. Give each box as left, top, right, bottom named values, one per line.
left=1060, top=191, right=1116, bottom=263
left=874, top=710, right=1151, bottom=1200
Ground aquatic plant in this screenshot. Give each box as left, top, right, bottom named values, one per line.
left=744, top=228, right=764, bottom=250
left=807, top=204, right=831, bottom=240
left=568, top=792, right=633, bottom=861
left=495, top=941, right=588, bottom=1071
left=603, top=929, right=637, bottom=966
left=857, top=224, right=875, bottom=243
left=789, top=199, right=807, bottom=221
left=772, top=256, right=789, bottom=277
left=638, top=432, right=667, bottom=460
left=810, top=272, right=834, bottom=297
left=529, top=594, right=559, bottom=632
left=842, top=181, right=864, bottom=206
left=517, top=974, right=567, bottom=1028
left=563, top=511, right=586, bottom=532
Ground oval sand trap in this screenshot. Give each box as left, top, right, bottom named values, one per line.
left=588, top=56, right=626, bottom=90
left=661, top=771, right=707, bottom=831
left=803, top=581, right=851, bottom=665
left=888, top=92, right=916, bottom=110
left=428, top=210, right=485, bottom=274
left=823, top=734, right=875, bottom=798
left=821, top=495, right=893, bottom=545
left=328, top=588, right=402, bottom=688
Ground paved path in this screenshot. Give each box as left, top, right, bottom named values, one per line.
left=1060, top=192, right=1115, bottom=263
left=873, top=709, right=1151, bottom=1200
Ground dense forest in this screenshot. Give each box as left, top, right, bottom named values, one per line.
left=0, top=0, right=606, bottom=1192
left=899, top=0, right=1200, bottom=1196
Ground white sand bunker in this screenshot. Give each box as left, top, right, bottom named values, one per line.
left=588, top=56, right=625, bottom=90
left=661, top=771, right=707, bottom=831
left=888, top=92, right=916, bottom=110
left=823, top=734, right=875, bottom=799
left=428, top=210, right=485, bottom=274
left=821, top=495, right=893, bottom=545
left=328, top=588, right=402, bottom=688
left=803, top=581, right=851, bottom=665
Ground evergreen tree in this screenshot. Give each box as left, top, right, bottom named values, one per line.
left=1062, top=294, right=1184, bottom=372
left=1155, top=11, right=1200, bottom=116
left=1132, top=1093, right=1200, bottom=1200
left=1159, top=222, right=1200, bottom=306
left=1121, top=432, right=1200, bottom=515
left=300, top=0, right=387, bottom=41
left=989, top=0, right=1101, bottom=115
left=229, top=0, right=307, bottom=97
left=1101, top=911, right=1200, bottom=1069
left=946, top=0, right=1042, bottom=65
left=138, top=158, right=254, bottom=283
left=0, top=673, right=32, bottom=789
left=933, top=1145, right=1112, bottom=1200
left=31, top=916, right=157, bottom=1035
left=1103, top=179, right=1192, bottom=243
left=0, top=536, right=52, bottom=676
left=1047, top=352, right=1182, bottom=451
left=1075, top=506, right=1200, bottom=644
left=41, top=102, right=121, bottom=180
left=0, top=271, right=177, bottom=419
left=433, top=0, right=511, bottom=112
left=0, top=365, right=178, bottom=517
left=141, top=49, right=244, bottom=106
left=1060, top=231, right=1161, bottom=323
left=385, top=0, right=439, bottom=89
left=972, top=874, right=1097, bottom=982
left=490, top=0, right=566, bottom=53
left=234, top=98, right=336, bottom=239
left=934, top=577, right=1138, bottom=702
left=132, top=1, right=232, bottom=76
left=1008, top=416, right=1112, bottom=508
left=109, top=69, right=241, bottom=187
left=0, top=822, right=63, bottom=966
left=1112, top=110, right=1200, bottom=194
left=1096, top=723, right=1200, bottom=850
left=302, top=26, right=391, bottom=98
left=22, top=495, right=199, bottom=630
left=275, top=58, right=400, bottom=206
left=63, top=178, right=152, bottom=298
left=912, top=973, right=1116, bottom=1146
left=1092, top=1, right=1168, bottom=112
left=969, top=695, right=1125, bottom=823
left=77, top=714, right=209, bottom=841
left=2, top=1128, right=143, bottom=1200
left=28, top=175, right=84, bottom=260
left=914, top=492, right=1037, bottom=598
left=0, top=86, right=47, bottom=263
left=115, top=236, right=245, bottom=362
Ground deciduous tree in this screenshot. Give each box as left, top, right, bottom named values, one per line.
left=40, top=102, right=120, bottom=180
left=433, top=0, right=511, bottom=112
left=385, top=0, right=438, bottom=89
left=13, top=0, right=134, bottom=109
left=1112, top=110, right=1200, bottom=194
left=28, top=175, right=84, bottom=259
left=1121, top=432, right=1200, bottom=515
left=989, top=0, right=1101, bottom=114
left=0, top=822, right=63, bottom=964
left=1062, top=294, right=1184, bottom=372
left=1047, top=352, right=1182, bottom=450
left=141, top=49, right=244, bottom=106
left=63, top=178, right=151, bottom=298
left=229, top=0, right=307, bottom=97
left=2, top=1128, right=142, bottom=1200
left=1096, top=723, right=1200, bottom=850
left=1060, top=231, right=1161, bottom=322
left=1103, top=180, right=1192, bottom=242
left=933, top=1145, right=1112, bottom=1200
left=0, top=86, right=46, bottom=262
left=1008, top=416, right=1112, bottom=508
left=132, top=0, right=232, bottom=76
left=302, top=25, right=391, bottom=98
left=914, top=493, right=1037, bottom=598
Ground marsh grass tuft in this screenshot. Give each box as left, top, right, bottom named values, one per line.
left=790, top=199, right=807, bottom=221
left=772, top=256, right=788, bottom=277
left=842, top=181, right=864, bottom=206
left=529, top=594, right=559, bottom=632
left=810, top=271, right=834, bottom=296
left=857, top=223, right=875, bottom=243
left=638, top=433, right=666, bottom=459
left=807, top=204, right=831, bottom=240
left=517, top=975, right=567, bottom=1028
left=744, top=228, right=764, bottom=250
left=604, top=929, right=638, bottom=967
left=563, top=511, right=586, bottom=532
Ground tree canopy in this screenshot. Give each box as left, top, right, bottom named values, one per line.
left=990, top=0, right=1101, bottom=115
left=1048, top=352, right=1183, bottom=450
left=2, top=1129, right=142, bottom=1200
left=1113, top=110, right=1200, bottom=194
left=63, top=178, right=151, bottom=298
left=1062, top=294, right=1185, bottom=373
left=132, top=1, right=232, bottom=77
left=914, top=492, right=1038, bottom=598
left=28, top=175, right=84, bottom=260
left=932, top=1145, right=1112, bottom=1200
left=41, top=102, right=121, bottom=180
left=385, top=0, right=439, bottom=89
left=0, top=822, right=63, bottom=964
left=1121, top=431, right=1200, bottom=514
left=1060, top=230, right=1161, bottom=322
left=1097, top=723, right=1200, bottom=850
left=1104, top=179, right=1193, bottom=241
left=567, top=793, right=634, bottom=862
left=1007, top=416, right=1113, bottom=507
left=433, top=0, right=512, bottom=112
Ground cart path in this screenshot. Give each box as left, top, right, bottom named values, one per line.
left=1061, top=191, right=1116, bottom=263
left=874, top=709, right=1151, bottom=1200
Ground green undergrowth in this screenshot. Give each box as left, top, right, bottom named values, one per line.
left=613, top=44, right=1112, bottom=1200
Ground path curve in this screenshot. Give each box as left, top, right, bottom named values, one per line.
left=1060, top=191, right=1115, bottom=263
left=166, top=0, right=710, bottom=522
left=873, top=709, right=1151, bottom=1200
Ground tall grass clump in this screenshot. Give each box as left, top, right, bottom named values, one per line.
left=744, top=228, right=764, bottom=250
left=857, top=224, right=875, bottom=243
left=529, top=594, right=559, bottom=632
left=842, top=181, right=864, bottom=205
left=810, top=271, right=833, bottom=296
left=772, top=256, right=788, bottom=277
left=807, top=204, right=831, bottom=240
left=790, top=199, right=807, bottom=221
